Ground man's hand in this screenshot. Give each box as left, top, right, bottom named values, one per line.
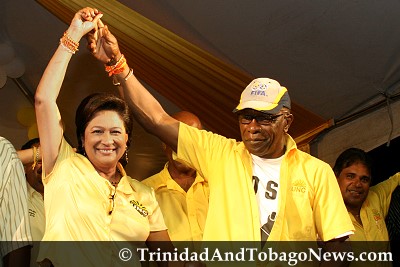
left=86, top=20, right=122, bottom=65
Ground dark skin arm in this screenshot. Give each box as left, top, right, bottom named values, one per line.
left=320, top=236, right=352, bottom=267
left=86, top=21, right=180, bottom=153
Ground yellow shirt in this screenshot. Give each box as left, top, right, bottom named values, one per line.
left=348, top=173, right=399, bottom=267
left=350, top=173, right=400, bottom=242
left=175, top=123, right=354, bottom=241
left=38, top=138, right=166, bottom=266
left=27, top=183, right=45, bottom=267
left=142, top=163, right=209, bottom=242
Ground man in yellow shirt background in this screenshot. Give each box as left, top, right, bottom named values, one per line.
left=142, top=111, right=209, bottom=248
left=334, top=147, right=399, bottom=265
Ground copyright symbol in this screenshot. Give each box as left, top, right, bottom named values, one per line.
left=119, top=248, right=132, bottom=261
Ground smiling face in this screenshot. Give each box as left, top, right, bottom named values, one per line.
left=238, top=108, right=293, bottom=158
left=337, top=162, right=371, bottom=211
left=83, top=110, right=128, bottom=171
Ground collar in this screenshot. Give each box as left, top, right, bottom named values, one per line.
left=114, top=163, right=134, bottom=194
left=236, top=133, right=297, bottom=156
left=148, top=163, right=205, bottom=191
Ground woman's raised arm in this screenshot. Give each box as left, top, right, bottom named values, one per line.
left=35, top=7, right=103, bottom=175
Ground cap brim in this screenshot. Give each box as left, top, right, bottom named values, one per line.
left=233, top=101, right=283, bottom=114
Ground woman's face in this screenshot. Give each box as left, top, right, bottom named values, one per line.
left=83, top=110, right=128, bottom=170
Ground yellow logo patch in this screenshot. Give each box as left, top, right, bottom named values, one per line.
left=291, top=179, right=307, bottom=193
left=130, top=200, right=149, bottom=217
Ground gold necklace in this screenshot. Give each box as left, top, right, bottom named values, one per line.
left=110, top=169, right=122, bottom=187
left=110, top=180, right=120, bottom=187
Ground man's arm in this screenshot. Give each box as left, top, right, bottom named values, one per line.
left=87, top=23, right=180, bottom=152
left=320, top=236, right=352, bottom=267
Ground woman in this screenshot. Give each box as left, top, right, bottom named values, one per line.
left=35, top=7, right=171, bottom=267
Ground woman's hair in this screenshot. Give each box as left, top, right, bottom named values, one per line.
left=75, top=93, right=134, bottom=163
left=333, top=147, right=373, bottom=179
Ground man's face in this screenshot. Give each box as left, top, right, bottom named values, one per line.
left=337, top=162, right=371, bottom=210
left=25, top=145, right=44, bottom=195
left=238, top=108, right=292, bottom=158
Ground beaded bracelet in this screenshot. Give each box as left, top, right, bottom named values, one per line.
left=59, top=31, right=79, bottom=54
left=105, top=54, right=127, bottom=76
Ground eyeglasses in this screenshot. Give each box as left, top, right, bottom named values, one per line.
left=239, top=113, right=288, bottom=125
left=108, top=189, right=116, bottom=215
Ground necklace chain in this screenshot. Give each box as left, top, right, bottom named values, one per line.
left=110, top=168, right=122, bottom=186
left=111, top=180, right=120, bottom=186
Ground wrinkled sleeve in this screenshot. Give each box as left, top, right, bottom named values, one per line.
left=371, top=172, right=400, bottom=218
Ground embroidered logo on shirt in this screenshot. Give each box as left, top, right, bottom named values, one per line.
left=291, top=179, right=307, bottom=193
left=130, top=200, right=149, bottom=217
left=372, top=209, right=382, bottom=221
left=28, top=209, right=36, bottom=217
left=372, top=209, right=383, bottom=232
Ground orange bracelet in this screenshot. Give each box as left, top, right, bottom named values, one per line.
left=59, top=31, right=79, bottom=54
left=105, top=54, right=128, bottom=76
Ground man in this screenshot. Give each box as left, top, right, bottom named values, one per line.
left=21, top=138, right=45, bottom=267
left=142, top=111, right=209, bottom=248
left=89, top=23, right=354, bottom=253
left=333, top=148, right=400, bottom=242
left=0, top=136, right=32, bottom=267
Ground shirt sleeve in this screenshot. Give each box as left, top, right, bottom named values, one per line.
left=370, top=172, right=400, bottom=218
left=147, top=187, right=168, bottom=232
left=42, top=137, right=75, bottom=184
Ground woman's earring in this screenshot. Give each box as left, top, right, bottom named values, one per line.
left=125, top=146, right=129, bottom=164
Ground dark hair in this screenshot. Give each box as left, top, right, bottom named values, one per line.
left=333, top=148, right=373, bottom=178
left=75, top=93, right=134, bottom=164
left=21, top=138, right=40, bottom=150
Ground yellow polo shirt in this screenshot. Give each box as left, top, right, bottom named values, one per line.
left=348, top=173, right=399, bottom=265
left=175, top=123, right=354, bottom=241
left=142, top=163, right=209, bottom=242
left=350, top=172, right=399, bottom=242
left=38, top=138, right=166, bottom=266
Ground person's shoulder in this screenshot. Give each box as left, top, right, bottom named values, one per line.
left=0, top=136, right=15, bottom=150
left=180, top=122, right=236, bottom=142
left=128, top=177, right=152, bottom=190
left=389, top=172, right=400, bottom=181
left=290, top=148, right=330, bottom=165
left=0, top=137, right=19, bottom=164
left=141, top=170, right=167, bottom=190
left=141, top=174, right=161, bottom=187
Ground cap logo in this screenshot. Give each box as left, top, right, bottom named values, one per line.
left=250, top=81, right=268, bottom=96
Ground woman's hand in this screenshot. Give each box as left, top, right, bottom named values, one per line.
left=67, top=7, right=103, bottom=43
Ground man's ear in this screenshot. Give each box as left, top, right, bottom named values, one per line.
left=284, top=114, right=294, bottom=133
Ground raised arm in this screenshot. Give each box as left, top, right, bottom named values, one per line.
left=35, top=8, right=103, bottom=175
left=87, top=23, right=179, bottom=151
